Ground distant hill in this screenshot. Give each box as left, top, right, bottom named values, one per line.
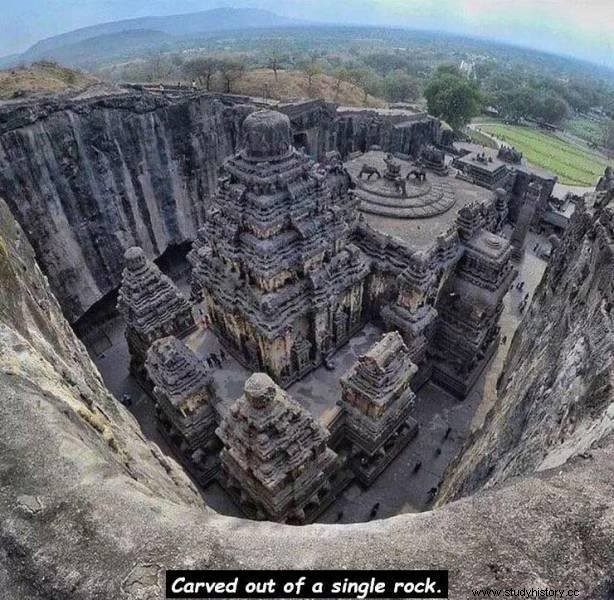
left=23, top=30, right=177, bottom=67
left=17, top=8, right=303, bottom=64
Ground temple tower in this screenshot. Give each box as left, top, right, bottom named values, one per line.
left=338, top=332, right=419, bottom=485
left=145, top=336, right=219, bottom=485
left=216, top=373, right=345, bottom=524
left=381, top=252, right=438, bottom=387
left=432, top=228, right=515, bottom=397
left=191, top=110, right=369, bottom=386
left=117, top=247, right=195, bottom=383
left=511, top=180, right=541, bottom=262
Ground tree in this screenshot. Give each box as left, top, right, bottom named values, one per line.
left=499, top=88, right=539, bottom=122
left=424, top=71, right=482, bottom=130
left=183, top=57, right=218, bottom=91
left=267, top=48, right=287, bottom=82
left=351, top=67, right=383, bottom=104
left=537, top=93, right=569, bottom=125
left=383, top=70, right=419, bottom=103
left=363, top=52, right=412, bottom=76
left=333, top=67, right=350, bottom=101
left=218, top=57, right=246, bottom=93
left=298, top=56, right=323, bottom=93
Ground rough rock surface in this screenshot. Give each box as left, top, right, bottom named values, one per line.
left=439, top=203, right=614, bottom=502
left=2, top=197, right=614, bottom=598
left=0, top=93, right=250, bottom=321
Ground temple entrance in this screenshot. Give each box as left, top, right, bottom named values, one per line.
left=293, top=131, right=310, bottom=155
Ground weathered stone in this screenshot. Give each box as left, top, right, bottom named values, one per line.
left=0, top=93, right=442, bottom=323
left=146, top=336, right=219, bottom=485
left=117, top=246, right=195, bottom=382
left=338, top=332, right=419, bottom=485
left=217, top=373, right=345, bottom=523
left=1, top=191, right=614, bottom=599
left=191, top=110, right=370, bottom=386
left=432, top=228, right=515, bottom=397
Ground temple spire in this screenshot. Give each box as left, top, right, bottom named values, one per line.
left=117, top=246, right=195, bottom=382
left=216, top=373, right=345, bottom=524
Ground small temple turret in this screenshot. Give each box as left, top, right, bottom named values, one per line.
left=117, top=247, right=195, bottom=383
left=381, top=252, right=438, bottom=388
left=145, top=336, right=219, bottom=485
left=337, top=332, right=419, bottom=485
left=216, top=373, right=346, bottom=524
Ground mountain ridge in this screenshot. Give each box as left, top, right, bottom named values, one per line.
left=17, top=7, right=304, bottom=63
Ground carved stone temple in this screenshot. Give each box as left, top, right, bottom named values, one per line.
left=432, top=216, right=515, bottom=396
left=190, top=110, right=370, bottom=387
left=117, top=247, right=195, bottom=383
left=109, top=103, right=531, bottom=522
left=216, top=373, right=346, bottom=524
left=145, top=336, right=219, bottom=485
left=337, top=332, right=419, bottom=485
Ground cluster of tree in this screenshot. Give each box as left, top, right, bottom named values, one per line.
left=424, top=65, right=482, bottom=130
left=479, top=65, right=613, bottom=125
left=183, top=55, right=247, bottom=92
left=493, top=87, right=570, bottom=124
left=100, top=36, right=612, bottom=138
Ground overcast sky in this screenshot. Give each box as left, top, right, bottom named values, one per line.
left=1, top=0, right=613, bottom=67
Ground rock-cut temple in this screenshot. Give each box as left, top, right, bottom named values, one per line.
left=117, top=107, right=531, bottom=523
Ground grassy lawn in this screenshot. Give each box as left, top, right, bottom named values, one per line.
left=464, top=127, right=499, bottom=149
left=478, top=122, right=612, bottom=186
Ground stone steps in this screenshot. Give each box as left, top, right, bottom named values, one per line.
left=358, top=184, right=456, bottom=218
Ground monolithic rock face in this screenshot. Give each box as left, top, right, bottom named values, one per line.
left=439, top=203, right=614, bottom=503
left=2, top=197, right=614, bottom=598
left=334, top=108, right=439, bottom=158
left=0, top=93, right=250, bottom=321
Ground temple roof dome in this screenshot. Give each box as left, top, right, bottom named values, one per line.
left=242, top=110, right=292, bottom=161
left=124, top=246, right=146, bottom=269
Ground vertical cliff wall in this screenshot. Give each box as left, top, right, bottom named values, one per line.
left=0, top=93, right=252, bottom=321
left=439, top=202, right=614, bottom=503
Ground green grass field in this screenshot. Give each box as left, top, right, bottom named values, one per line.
left=465, top=127, right=499, bottom=149
left=478, top=123, right=612, bottom=186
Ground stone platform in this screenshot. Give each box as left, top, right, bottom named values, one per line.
left=345, top=151, right=456, bottom=218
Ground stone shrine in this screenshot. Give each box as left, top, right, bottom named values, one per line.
left=420, top=144, right=449, bottom=175
left=432, top=218, right=515, bottom=397
left=216, top=373, right=346, bottom=524
left=117, top=247, right=195, bottom=383
left=145, top=336, right=219, bottom=485
left=337, top=332, right=419, bottom=485
left=191, top=110, right=370, bottom=386
left=453, top=150, right=509, bottom=189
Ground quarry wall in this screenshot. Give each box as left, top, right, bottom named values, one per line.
left=438, top=202, right=614, bottom=502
